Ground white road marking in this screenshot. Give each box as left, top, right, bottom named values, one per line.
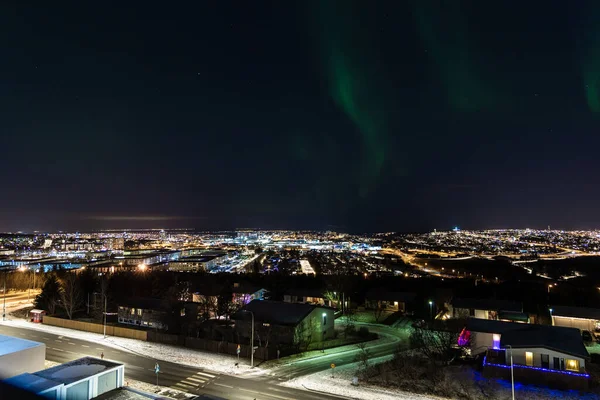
left=185, top=376, right=207, bottom=384
left=213, top=383, right=233, bottom=389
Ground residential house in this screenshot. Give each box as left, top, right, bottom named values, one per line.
left=192, top=285, right=221, bottom=319
left=232, top=282, right=266, bottom=306
left=233, top=300, right=335, bottom=346
left=117, top=298, right=169, bottom=330
left=449, top=297, right=527, bottom=322
left=365, top=290, right=416, bottom=312
left=283, top=288, right=327, bottom=306
left=469, top=319, right=590, bottom=390
left=550, top=305, right=600, bottom=338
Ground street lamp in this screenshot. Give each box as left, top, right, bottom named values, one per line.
left=428, top=300, right=433, bottom=320
left=103, top=294, right=107, bottom=338
left=505, top=345, right=515, bottom=400
left=2, top=268, right=6, bottom=321
left=241, top=310, right=255, bottom=368
left=549, top=308, right=553, bottom=326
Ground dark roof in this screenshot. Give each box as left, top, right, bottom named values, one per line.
left=466, top=318, right=589, bottom=359
left=550, top=305, right=600, bottom=320
left=118, top=297, right=168, bottom=311
left=233, top=300, right=331, bottom=326
left=501, top=325, right=589, bottom=359
left=34, top=357, right=122, bottom=385
left=365, top=290, right=416, bottom=302
left=452, top=297, right=522, bottom=312
left=4, top=373, right=61, bottom=393
left=285, top=287, right=326, bottom=298
left=498, top=311, right=529, bottom=323
left=466, top=318, right=531, bottom=334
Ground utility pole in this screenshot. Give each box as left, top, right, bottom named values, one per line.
left=242, top=310, right=255, bottom=367
left=103, top=295, right=107, bottom=339
left=506, top=345, right=515, bottom=400
left=250, top=311, right=254, bottom=368
left=2, top=269, right=6, bottom=321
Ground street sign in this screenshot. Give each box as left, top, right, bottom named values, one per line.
left=331, top=363, right=335, bottom=369
left=155, top=363, right=160, bottom=374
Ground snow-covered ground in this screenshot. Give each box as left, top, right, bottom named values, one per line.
left=0, top=318, right=265, bottom=376
left=282, top=355, right=447, bottom=400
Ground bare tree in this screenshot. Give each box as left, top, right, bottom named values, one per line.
left=354, top=341, right=371, bottom=376
left=60, top=273, right=82, bottom=320
left=410, top=325, right=460, bottom=365
left=373, top=303, right=386, bottom=323
left=294, top=316, right=315, bottom=352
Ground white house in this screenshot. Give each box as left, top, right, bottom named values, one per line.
left=462, top=318, right=589, bottom=389
left=6, top=357, right=125, bottom=400
left=550, top=305, right=600, bottom=337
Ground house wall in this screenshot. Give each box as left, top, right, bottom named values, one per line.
left=552, top=316, right=597, bottom=332
left=483, top=362, right=588, bottom=391
left=117, top=306, right=167, bottom=329
left=506, top=347, right=586, bottom=372
left=59, top=365, right=124, bottom=400
left=0, top=344, right=45, bottom=379
left=470, top=331, right=494, bottom=355
left=294, top=307, right=335, bottom=344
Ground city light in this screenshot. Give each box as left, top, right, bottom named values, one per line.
left=138, top=264, right=147, bottom=271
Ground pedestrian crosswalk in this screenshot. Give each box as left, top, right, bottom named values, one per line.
left=171, top=371, right=216, bottom=392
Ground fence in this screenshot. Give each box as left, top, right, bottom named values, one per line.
left=42, top=316, right=357, bottom=361
left=42, top=316, right=148, bottom=341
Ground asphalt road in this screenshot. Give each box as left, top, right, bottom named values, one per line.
left=0, top=324, right=347, bottom=400
left=264, top=324, right=409, bottom=380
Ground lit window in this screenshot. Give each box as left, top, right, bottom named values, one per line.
left=130, top=308, right=135, bottom=315
left=492, top=334, right=500, bottom=350
left=525, top=352, right=533, bottom=366
left=566, top=359, right=580, bottom=372
left=137, top=309, right=142, bottom=316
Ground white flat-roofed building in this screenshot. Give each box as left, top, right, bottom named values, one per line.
left=0, top=334, right=45, bottom=379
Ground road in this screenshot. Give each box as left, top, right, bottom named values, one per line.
left=0, top=324, right=347, bottom=400
left=262, top=323, right=409, bottom=381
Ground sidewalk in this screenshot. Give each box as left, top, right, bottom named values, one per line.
left=282, top=354, right=446, bottom=400
left=0, top=318, right=265, bottom=376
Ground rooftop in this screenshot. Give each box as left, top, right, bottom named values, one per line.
left=233, top=300, right=330, bottom=326
left=4, top=373, right=61, bottom=393
left=501, top=325, right=589, bottom=359
left=0, top=334, right=44, bottom=357
left=466, top=318, right=589, bottom=359
left=550, top=305, right=600, bottom=320
left=34, top=357, right=122, bottom=385
left=452, top=297, right=522, bottom=312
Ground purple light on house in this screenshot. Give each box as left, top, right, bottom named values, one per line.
left=458, top=328, right=471, bottom=346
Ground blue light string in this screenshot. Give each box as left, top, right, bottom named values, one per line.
left=483, top=356, right=589, bottom=378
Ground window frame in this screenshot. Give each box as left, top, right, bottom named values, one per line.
left=525, top=351, right=534, bottom=366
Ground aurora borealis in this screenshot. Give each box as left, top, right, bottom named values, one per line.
left=2, top=1, right=600, bottom=232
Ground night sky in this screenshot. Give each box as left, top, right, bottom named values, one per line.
left=3, top=1, right=600, bottom=233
